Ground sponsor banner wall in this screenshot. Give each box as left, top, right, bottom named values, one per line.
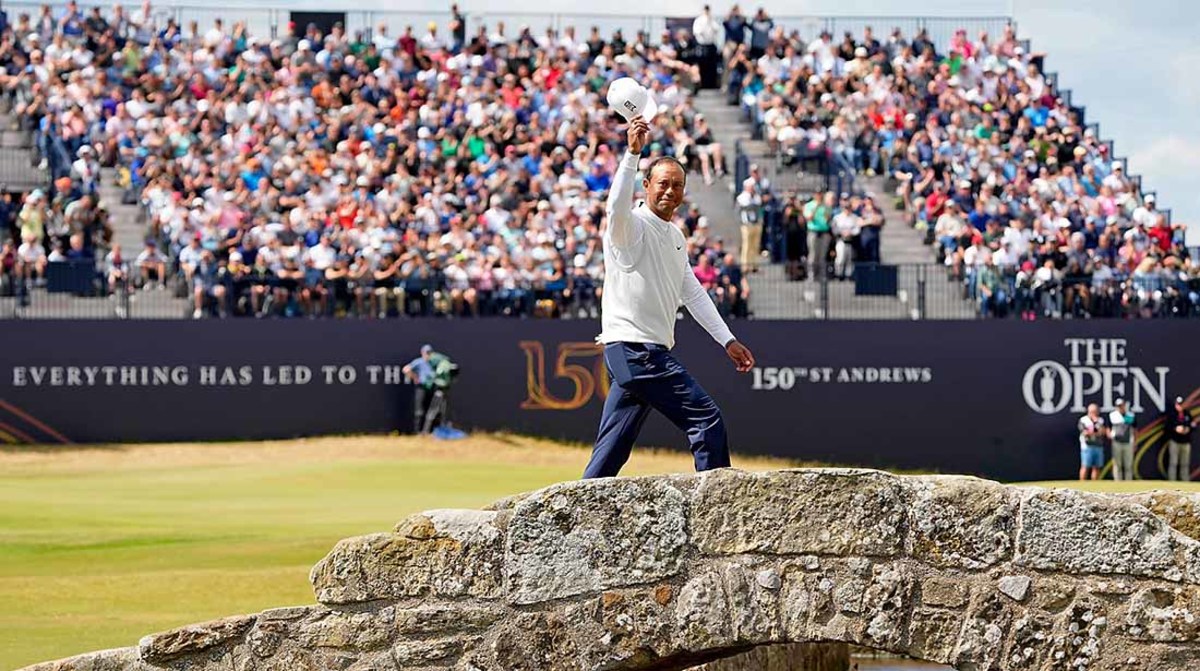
left=1, top=320, right=1196, bottom=481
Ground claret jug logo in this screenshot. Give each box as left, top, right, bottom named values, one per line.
left=1022, top=338, right=1169, bottom=415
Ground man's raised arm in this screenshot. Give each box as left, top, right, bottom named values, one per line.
left=604, top=116, right=650, bottom=259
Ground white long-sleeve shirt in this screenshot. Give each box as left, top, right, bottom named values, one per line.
left=692, top=14, right=720, bottom=46
left=599, top=151, right=736, bottom=350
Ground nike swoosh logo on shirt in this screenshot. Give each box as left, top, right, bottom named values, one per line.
left=676, top=245, right=683, bottom=250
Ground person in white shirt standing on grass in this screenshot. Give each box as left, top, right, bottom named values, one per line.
left=1077, top=403, right=1107, bottom=482
left=1108, top=399, right=1136, bottom=481
left=583, top=115, right=756, bottom=479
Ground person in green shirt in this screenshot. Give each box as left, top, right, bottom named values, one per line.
left=402, top=345, right=459, bottom=433
left=803, top=191, right=834, bottom=281
left=977, top=254, right=1007, bottom=318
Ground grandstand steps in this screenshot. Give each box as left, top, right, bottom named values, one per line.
left=685, top=91, right=746, bottom=251
left=1, top=129, right=32, bottom=150
left=857, top=173, right=932, bottom=266
left=0, top=111, right=45, bottom=191
left=98, top=167, right=149, bottom=253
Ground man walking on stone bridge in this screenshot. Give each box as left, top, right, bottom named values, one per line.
left=583, top=114, right=755, bottom=479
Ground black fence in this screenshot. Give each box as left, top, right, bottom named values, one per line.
left=3, top=319, right=1197, bottom=482
left=6, top=259, right=1200, bottom=322
left=747, top=263, right=976, bottom=320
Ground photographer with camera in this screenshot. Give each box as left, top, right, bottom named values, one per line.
left=403, top=344, right=460, bottom=434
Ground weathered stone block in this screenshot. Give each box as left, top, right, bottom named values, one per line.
left=906, top=608, right=961, bottom=664
left=861, top=563, right=914, bottom=650
left=1128, top=491, right=1200, bottom=542
left=1124, top=586, right=1200, bottom=642
left=392, top=638, right=467, bottom=664
left=920, top=577, right=970, bottom=609
left=1016, top=489, right=1184, bottom=580
left=137, top=615, right=255, bottom=663
left=394, top=605, right=502, bottom=635
left=295, top=608, right=395, bottom=650
left=907, top=476, right=1017, bottom=568
left=692, top=469, right=906, bottom=557
left=953, top=593, right=1013, bottom=670
left=310, top=509, right=504, bottom=604
left=505, top=477, right=688, bottom=605
left=1003, top=613, right=1054, bottom=670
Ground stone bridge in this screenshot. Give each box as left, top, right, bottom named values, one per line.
left=22, top=469, right=1200, bottom=671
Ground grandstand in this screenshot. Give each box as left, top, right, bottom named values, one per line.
left=0, top=2, right=1193, bottom=320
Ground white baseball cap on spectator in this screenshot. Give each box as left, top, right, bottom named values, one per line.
left=606, top=77, right=657, bottom=121
left=1145, top=194, right=1156, bottom=204
left=1113, top=162, right=1124, bottom=172
left=356, top=176, right=370, bottom=187
left=298, top=39, right=312, bottom=51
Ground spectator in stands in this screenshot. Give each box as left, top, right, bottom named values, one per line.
left=692, top=5, right=721, bottom=88
left=746, top=8, right=773, bottom=59
left=717, top=252, right=749, bottom=318
left=805, top=191, right=834, bottom=281
left=690, top=115, right=725, bottom=185
left=1164, top=397, right=1197, bottom=482
left=1108, top=399, right=1136, bottom=481
left=858, top=198, right=883, bottom=264
left=735, top=181, right=762, bottom=273
left=935, top=201, right=969, bottom=276
left=1077, top=403, right=1106, bottom=481
left=977, top=253, right=1008, bottom=318
left=17, top=231, right=48, bottom=284
left=722, top=5, right=746, bottom=54
left=831, top=196, right=861, bottom=280
left=135, top=240, right=166, bottom=289
left=782, top=194, right=807, bottom=281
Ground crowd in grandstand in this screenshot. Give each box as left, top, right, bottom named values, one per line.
left=725, top=8, right=1195, bottom=318
left=0, top=1, right=749, bottom=319
left=1, top=2, right=1194, bottom=320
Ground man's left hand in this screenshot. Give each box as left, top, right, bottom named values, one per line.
left=726, top=340, right=755, bottom=373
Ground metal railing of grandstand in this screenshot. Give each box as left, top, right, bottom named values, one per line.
left=6, top=258, right=1197, bottom=321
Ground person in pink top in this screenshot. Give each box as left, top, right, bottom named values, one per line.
left=693, top=253, right=719, bottom=290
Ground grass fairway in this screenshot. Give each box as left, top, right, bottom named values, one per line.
left=4, top=436, right=1200, bottom=669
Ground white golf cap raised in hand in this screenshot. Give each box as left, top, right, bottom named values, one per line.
left=606, top=77, right=658, bottom=122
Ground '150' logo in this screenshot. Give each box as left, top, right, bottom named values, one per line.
left=520, top=341, right=610, bottom=410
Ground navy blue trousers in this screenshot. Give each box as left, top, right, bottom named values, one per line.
left=583, top=342, right=731, bottom=478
